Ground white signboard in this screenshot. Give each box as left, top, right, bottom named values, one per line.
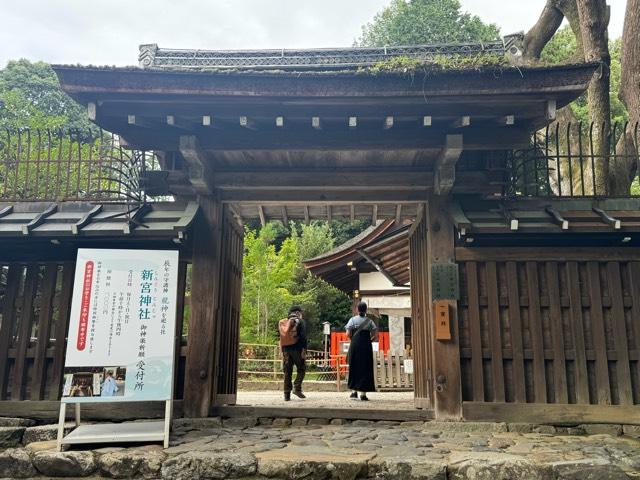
left=62, top=249, right=179, bottom=403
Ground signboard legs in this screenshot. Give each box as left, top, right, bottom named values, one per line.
left=56, top=400, right=173, bottom=451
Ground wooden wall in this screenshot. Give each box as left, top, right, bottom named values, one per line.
left=457, top=248, right=640, bottom=407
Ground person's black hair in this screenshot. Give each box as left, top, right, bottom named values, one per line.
left=357, top=301, right=367, bottom=315
left=288, top=305, right=302, bottom=315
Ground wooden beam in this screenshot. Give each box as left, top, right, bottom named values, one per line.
left=502, top=115, right=515, bottom=126
left=592, top=207, right=621, bottom=229
left=545, top=206, right=569, bottom=230
left=72, top=205, right=102, bottom=235
left=0, top=205, right=13, bottom=218
left=546, top=100, right=557, bottom=120
left=184, top=198, right=224, bottom=417
left=239, top=116, right=256, bottom=129
left=327, top=204, right=332, bottom=223
left=463, top=402, right=640, bottom=426
left=109, top=125, right=531, bottom=151
left=123, top=203, right=152, bottom=234
left=179, top=135, right=215, bottom=195
left=258, top=205, right=266, bottom=227
left=350, top=205, right=355, bottom=223
left=448, top=201, right=471, bottom=235
left=304, top=205, right=310, bottom=225
left=213, top=169, right=432, bottom=190
left=211, top=405, right=433, bottom=422
left=434, top=134, right=464, bottom=195
left=372, top=205, right=378, bottom=224
left=357, top=248, right=403, bottom=287
left=395, top=204, right=402, bottom=224
left=87, top=102, right=97, bottom=121
left=452, top=116, right=470, bottom=128
left=166, top=115, right=191, bottom=129
left=22, top=204, right=57, bottom=235
left=220, top=190, right=431, bottom=203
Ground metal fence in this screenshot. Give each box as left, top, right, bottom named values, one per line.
left=503, top=121, right=640, bottom=198
left=0, top=129, right=160, bottom=203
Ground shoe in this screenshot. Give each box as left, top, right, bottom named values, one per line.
left=360, top=394, right=369, bottom=401
left=293, top=390, right=306, bottom=399
left=349, top=391, right=358, bottom=400
left=284, top=393, right=291, bottom=401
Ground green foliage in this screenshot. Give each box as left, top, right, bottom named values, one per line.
left=356, top=0, right=500, bottom=47
left=540, top=26, right=627, bottom=125
left=240, top=221, right=361, bottom=348
left=0, top=59, right=98, bottom=135
left=240, top=223, right=311, bottom=344
left=366, top=53, right=507, bottom=74
left=540, top=25, right=579, bottom=65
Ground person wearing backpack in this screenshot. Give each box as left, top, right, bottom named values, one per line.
left=278, top=305, right=307, bottom=401
left=345, top=301, right=378, bottom=401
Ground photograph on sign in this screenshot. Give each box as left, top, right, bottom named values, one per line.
left=62, top=366, right=126, bottom=398
left=62, top=249, right=179, bottom=403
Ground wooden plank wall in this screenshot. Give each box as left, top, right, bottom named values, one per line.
left=457, top=248, right=640, bottom=407
left=214, top=208, right=244, bottom=404
left=408, top=214, right=433, bottom=409
left=0, top=260, right=191, bottom=402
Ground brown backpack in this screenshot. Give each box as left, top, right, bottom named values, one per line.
left=278, top=317, right=298, bottom=347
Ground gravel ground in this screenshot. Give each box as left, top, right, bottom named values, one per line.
left=236, top=390, right=415, bottom=410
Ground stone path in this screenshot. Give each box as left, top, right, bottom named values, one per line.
left=0, top=416, right=639, bottom=479
left=236, top=390, right=415, bottom=410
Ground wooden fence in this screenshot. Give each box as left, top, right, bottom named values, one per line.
left=0, top=260, right=191, bottom=403
left=457, top=248, right=640, bottom=407
left=374, top=352, right=413, bottom=390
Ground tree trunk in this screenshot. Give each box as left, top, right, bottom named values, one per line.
left=576, top=0, right=611, bottom=194
left=610, top=0, right=640, bottom=195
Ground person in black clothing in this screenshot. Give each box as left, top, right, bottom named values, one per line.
left=280, top=305, right=307, bottom=401
left=346, top=301, right=378, bottom=401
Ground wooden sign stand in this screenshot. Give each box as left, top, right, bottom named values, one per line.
left=56, top=399, right=173, bottom=452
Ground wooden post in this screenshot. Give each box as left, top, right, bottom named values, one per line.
left=184, top=196, right=224, bottom=417
left=273, top=345, right=278, bottom=380
left=426, top=196, right=463, bottom=420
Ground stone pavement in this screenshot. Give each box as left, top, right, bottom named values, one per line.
left=0, top=416, right=639, bottom=479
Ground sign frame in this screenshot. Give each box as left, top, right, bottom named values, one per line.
left=56, top=248, right=180, bottom=451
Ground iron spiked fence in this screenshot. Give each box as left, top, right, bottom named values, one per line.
left=503, top=121, right=640, bottom=198
left=0, top=129, right=160, bottom=203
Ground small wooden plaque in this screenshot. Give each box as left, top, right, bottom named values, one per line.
left=434, top=301, right=452, bottom=341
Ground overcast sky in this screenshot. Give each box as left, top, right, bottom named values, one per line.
left=0, top=0, right=627, bottom=68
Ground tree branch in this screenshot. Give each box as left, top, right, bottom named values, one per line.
left=523, top=1, right=564, bottom=62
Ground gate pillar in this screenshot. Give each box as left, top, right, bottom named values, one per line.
left=184, top=196, right=224, bottom=417
left=425, top=196, right=463, bottom=419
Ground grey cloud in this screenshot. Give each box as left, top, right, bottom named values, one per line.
left=0, top=0, right=626, bottom=68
